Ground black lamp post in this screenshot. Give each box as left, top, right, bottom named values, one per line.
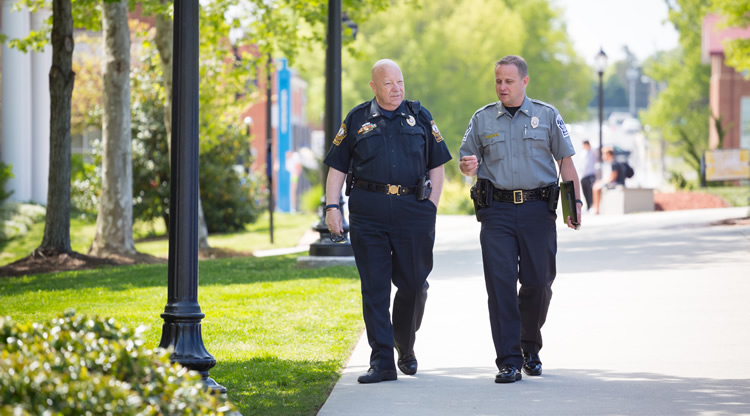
left=158, top=0, right=225, bottom=394
left=308, top=0, right=353, bottom=257
left=595, top=48, right=608, bottom=163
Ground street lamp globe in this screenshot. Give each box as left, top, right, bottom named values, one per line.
left=595, top=48, right=608, bottom=75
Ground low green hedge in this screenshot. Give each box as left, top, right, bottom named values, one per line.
left=0, top=202, right=46, bottom=241
left=0, top=311, right=236, bottom=415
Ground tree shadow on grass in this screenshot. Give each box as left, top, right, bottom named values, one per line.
left=0, top=254, right=358, bottom=296
left=214, top=356, right=344, bottom=416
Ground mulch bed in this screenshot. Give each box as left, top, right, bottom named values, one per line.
left=654, top=191, right=729, bottom=211
left=0, top=246, right=253, bottom=278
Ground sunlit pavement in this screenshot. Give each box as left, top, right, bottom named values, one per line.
left=319, top=207, right=750, bottom=416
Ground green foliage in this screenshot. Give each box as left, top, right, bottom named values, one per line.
left=301, top=183, right=324, bottom=213
left=437, top=179, right=474, bottom=215
left=640, top=0, right=712, bottom=182
left=0, top=202, right=46, bottom=241
left=702, top=185, right=750, bottom=207
left=0, top=312, right=236, bottom=415
left=70, top=152, right=101, bottom=221
left=712, top=0, right=750, bottom=76
left=130, top=49, right=170, bottom=229
left=0, top=254, right=362, bottom=416
left=199, top=136, right=265, bottom=234
left=326, top=0, right=590, bottom=173
left=0, top=162, right=14, bottom=204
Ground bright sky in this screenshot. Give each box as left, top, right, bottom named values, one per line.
left=552, top=0, right=680, bottom=65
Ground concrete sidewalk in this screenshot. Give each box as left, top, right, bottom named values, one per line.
left=318, top=207, right=750, bottom=416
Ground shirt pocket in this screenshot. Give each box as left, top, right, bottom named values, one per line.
left=398, top=124, right=427, bottom=164
left=480, top=131, right=507, bottom=161
left=523, top=128, right=549, bottom=157
left=354, top=126, right=383, bottom=164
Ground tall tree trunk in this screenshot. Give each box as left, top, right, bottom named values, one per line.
left=154, top=7, right=210, bottom=249
left=36, top=0, right=74, bottom=255
left=89, top=0, right=136, bottom=257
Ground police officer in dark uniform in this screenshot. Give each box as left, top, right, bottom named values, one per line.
left=459, top=55, right=582, bottom=383
left=324, top=59, right=452, bottom=384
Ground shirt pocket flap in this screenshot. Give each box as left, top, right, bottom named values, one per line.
left=482, top=132, right=506, bottom=145
left=398, top=124, right=424, bottom=136
left=524, top=129, right=546, bottom=141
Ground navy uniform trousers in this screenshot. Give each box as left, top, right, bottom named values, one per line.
left=477, top=199, right=556, bottom=370
left=349, top=203, right=434, bottom=371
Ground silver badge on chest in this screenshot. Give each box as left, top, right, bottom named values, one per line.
left=530, top=116, right=539, bottom=129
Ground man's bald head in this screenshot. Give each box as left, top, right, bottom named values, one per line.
left=369, top=59, right=405, bottom=111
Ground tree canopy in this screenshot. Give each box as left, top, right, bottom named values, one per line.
left=304, top=0, right=593, bottom=175
left=641, top=0, right=712, bottom=184
left=711, top=0, right=750, bottom=76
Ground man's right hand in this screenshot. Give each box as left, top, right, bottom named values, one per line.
left=459, top=155, right=478, bottom=176
left=325, top=209, right=343, bottom=236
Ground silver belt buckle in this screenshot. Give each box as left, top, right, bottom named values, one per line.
left=513, top=190, right=523, bottom=204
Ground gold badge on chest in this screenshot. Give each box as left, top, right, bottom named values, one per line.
left=406, top=115, right=416, bottom=126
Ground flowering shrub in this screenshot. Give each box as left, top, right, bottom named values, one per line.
left=0, top=312, right=236, bottom=415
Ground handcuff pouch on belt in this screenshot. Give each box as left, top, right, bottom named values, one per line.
left=416, top=175, right=432, bottom=201
left=547, top=182, right=560, bottom=212
left=469, top=179, right=493, bottom=221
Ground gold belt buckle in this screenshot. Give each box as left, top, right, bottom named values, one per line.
left=513, top=190, right=523, bottom=204
left=388, top=184, right=400, bottom=195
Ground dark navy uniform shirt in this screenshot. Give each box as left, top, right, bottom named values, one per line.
left=324, top=98, right=452, bottom=230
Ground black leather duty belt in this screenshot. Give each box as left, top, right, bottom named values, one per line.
left=493, top=186, right=552, bottom=204
left=354, top=179, right=416, bottom=196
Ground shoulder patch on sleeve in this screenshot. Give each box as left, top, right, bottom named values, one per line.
left=555, top=114, right=569, bottom=138
left=333, top=123, right=347, bottom=146
left=430, top=120, right=444, bottom=143
left=462, top=120, right=473, bottom=143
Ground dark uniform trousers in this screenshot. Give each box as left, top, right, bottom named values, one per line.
left=477, top=199, right=556, bottom=370
left=350, top=223, right=433, bottom=371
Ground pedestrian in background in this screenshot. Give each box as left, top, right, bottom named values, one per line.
left=459, top=55, right=581, bottom=384
left=578, top=140, right=597, bottom=211
left=591, top=146, right=624, bottom=214
left=324, top=59, right=452, bottom=384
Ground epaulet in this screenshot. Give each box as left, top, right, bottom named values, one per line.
left=530, top=98, right=558, bottom=111
left=472, top=101, right=498, bottom=118
left=351, top=101, right=371, bottom=112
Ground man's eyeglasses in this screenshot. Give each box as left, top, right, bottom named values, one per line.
left=329, top=233, right=347, bottom=243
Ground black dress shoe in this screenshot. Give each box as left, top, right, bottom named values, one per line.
left=397, top=352, right=418, bottom=375
left=357, top=366, right=398, bottom=384
left=495, top=364, right=522, bottom=383
left=522, top=352, right=542, bottom=376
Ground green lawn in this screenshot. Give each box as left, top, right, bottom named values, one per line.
left=702, top=185, right=750, bottom=208
left=0, top=211, right=364, bottom=415
left=0, top=254, right=363, bottom=415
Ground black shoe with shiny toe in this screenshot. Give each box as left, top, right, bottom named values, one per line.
left=397, top=352, right=418, bottom=376
left=522, top=352, right=542, bottom=376
left=495, top=364, right=522, bottom=383
left=357, top=366, right=398, bottom=384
